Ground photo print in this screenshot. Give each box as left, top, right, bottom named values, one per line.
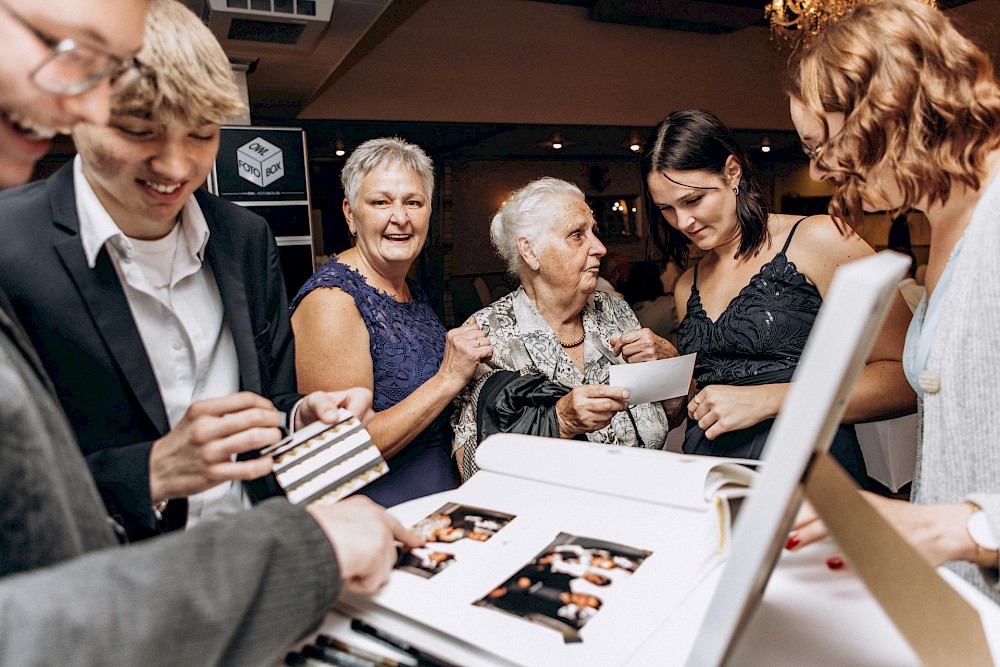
left=413, top=503, right=516, bottom=545
left=475, top=532, right=652, bottom=643
left=395, top=546, right=457, bottom=579
left=395, top=503, right=517, bottom=579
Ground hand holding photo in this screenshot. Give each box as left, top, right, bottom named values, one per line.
left=266, top=408, right=387, bottom=507
left=608, top=352, right=696, bottom=405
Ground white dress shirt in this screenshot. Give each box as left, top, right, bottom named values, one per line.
left=73, top=156, right=248, bottom=527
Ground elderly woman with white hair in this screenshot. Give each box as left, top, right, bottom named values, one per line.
left=452, top=177, right=675, bottom=479
left=291, top=137, right=491, bottom=506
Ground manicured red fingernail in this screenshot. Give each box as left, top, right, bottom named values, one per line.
left=826, top=556, right=844, bottom=570
left=785, top=534, right=800, bottom=550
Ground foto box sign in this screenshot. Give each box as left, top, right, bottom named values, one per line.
left=211, top=126, right=308, bottom=203
left=238, top=137, right=285, bottom=188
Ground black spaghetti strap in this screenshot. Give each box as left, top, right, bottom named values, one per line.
left=692, top=262, right=699, bottom=287
left=780, top=216, right=809, bottom=253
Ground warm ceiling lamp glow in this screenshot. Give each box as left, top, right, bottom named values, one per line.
left=550, top=131, right=564, bottom=150
left=760, top=136, right=772, bottom=153
left=334, top=138, right=346, bottom=157
left=629, top=129, right=642, bottom=153
left=765, top=0, right=936, bottom=52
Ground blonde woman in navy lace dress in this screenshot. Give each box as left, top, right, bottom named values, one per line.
left=291, top=138, right=492, bottom=506
left=645, top=109, right=916, bottom=484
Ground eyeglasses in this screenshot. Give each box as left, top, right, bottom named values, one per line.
left=0, top=0, right=149, bottom=95
left=801, top=139, right=829, bottom=163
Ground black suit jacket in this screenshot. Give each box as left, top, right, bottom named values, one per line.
left=0, top=163, right=301, bottom=538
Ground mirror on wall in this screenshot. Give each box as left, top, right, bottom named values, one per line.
left=588, top=195, right=640, bottom=240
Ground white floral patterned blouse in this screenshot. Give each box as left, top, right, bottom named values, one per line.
left=452, top=286, right=669, bottom=479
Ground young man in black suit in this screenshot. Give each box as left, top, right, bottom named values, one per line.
left=0, top=0, right=419, bottom=662
left=0, top=0, right=357, bottom=540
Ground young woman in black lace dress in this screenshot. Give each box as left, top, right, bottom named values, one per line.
left=643, top=109, right=915, bottom=483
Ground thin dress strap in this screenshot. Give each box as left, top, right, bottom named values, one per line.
left=780, top=217, right=809, bottom=254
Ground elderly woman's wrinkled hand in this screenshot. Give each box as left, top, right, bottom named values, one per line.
left=555, top=385, right=630, bottom=438
left=438, top=320, right=493, bottom=393
left=610, top=328, right=678, bottom=364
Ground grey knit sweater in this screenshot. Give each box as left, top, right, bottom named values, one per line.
left=913, top=170, right=1000, bottom=603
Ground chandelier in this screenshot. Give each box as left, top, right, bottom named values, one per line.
left=765, top=0, right=937, bottom=53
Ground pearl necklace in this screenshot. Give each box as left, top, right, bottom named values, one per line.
left=559, top=332, right=586, bottom=349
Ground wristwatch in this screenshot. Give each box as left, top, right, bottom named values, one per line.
left=966, top=509, right=999, bottom=564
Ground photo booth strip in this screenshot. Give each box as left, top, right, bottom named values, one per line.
left=268, top=409, right=387, bottom=507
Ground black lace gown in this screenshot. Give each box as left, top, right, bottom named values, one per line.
left=676, top=222, right=866, bottom=484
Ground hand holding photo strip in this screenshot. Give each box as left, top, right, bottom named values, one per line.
left=264, top=408, right=388, bottom=507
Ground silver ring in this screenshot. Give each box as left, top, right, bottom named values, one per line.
left=693, top=396, right=701, bottom=405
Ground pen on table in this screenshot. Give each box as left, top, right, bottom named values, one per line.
left=284, top=650, right=328, bottom=667
left=316, top=634, right=402, bottom=667
left=302, top=643, right=378, bottom=667
left=350, top=618, right=458, bottom=667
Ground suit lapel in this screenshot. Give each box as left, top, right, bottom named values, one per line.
left=49, top=168, right=170, bottom=434
left=198, top=193, right=262, bottom=394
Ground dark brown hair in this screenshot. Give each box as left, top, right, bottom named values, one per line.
left=644, top=109, right=770, bottom=267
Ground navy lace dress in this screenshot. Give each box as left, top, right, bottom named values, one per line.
left=676, top=220, right=866, bottom=484
left=291, top=257, right=460, bottom=506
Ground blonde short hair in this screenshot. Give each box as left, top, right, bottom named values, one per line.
left=788, top=0, right=1000, bottom=228
left=113, top=0, right=244, bottom=125
left=340, top=137, right=435, bottom=210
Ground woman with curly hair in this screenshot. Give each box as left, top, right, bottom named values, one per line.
left=784, top=0, right=1000, bottom=602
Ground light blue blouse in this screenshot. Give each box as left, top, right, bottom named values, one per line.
left=903, top=238, right=965, bottom=396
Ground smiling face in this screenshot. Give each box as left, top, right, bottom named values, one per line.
left=0, top=0, right=149, bottom=189
left=344, top=164, right=431, bottom=273
left=73, top=113, right=221, bottom=239
left=646, top=160, right=741, bottom=253
left=526, top=195, right=607, bottom=298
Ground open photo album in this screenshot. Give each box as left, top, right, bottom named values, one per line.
left=337, top=435, right=759, bottom=667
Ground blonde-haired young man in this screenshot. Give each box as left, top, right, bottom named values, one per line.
left=0, top=0, right=372, bottom=539
left=0, top=0, right=417, bottom=663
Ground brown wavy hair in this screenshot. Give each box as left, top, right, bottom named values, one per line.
left=787, top=0, right=1000, bottom=228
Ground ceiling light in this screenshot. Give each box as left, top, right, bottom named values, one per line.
left=765, top=0, right=936, bottom=52
left=629, top=129, right=642, bottom=153
left=760, top=136, right=772, bottom=153
left=550, top=131, right=564, bottom=150
left=334, top=138, right=346, bottom=157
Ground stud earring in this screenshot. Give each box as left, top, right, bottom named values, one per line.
left=733, top=185, right=740, bottom=196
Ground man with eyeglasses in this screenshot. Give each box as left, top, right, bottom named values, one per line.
left=0, top=0, right=148, bottom=188
left=0, top=1, right=418, bottom=664
left=0, top=0, right=392, bottom=545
